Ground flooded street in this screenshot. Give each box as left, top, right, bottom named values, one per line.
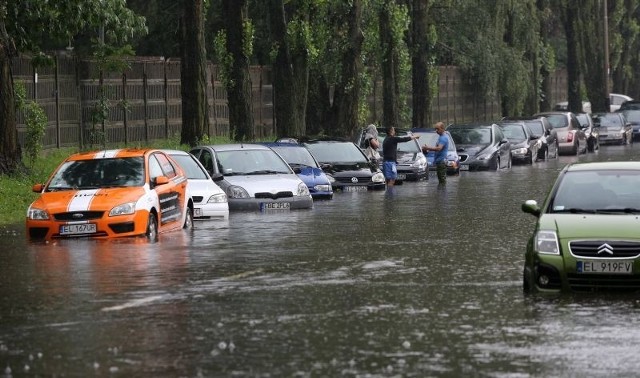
left=3, top=145, right=640, bottom=376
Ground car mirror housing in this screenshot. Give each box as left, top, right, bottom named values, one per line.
left=210, top=173, right=224, bottom=182
left=522, top=199, right=541, bottom=217
left=32, top=183, right=44, bottom=193
left=154, top=176, right=170, bottom=186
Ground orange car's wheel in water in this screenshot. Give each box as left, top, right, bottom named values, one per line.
left=146, top=213, right=158, bottom=242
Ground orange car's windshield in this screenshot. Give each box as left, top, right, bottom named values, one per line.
left=47, top=157, right=145, bottom=190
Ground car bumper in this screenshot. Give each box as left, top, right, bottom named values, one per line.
left=459, top=159, right=493, bottom=171
left=228, top=196, right=313, bottom=211
left=194, top=203, right=229, bottom=220
left=598, top=135, right=624, bottom=144
left=557, top=142, right=577, bottom=154
left=397, top=167, right=428, bottom=181
left=26, top=210, right=151, bottom=240
left=310, top=190, right=334, bottom=200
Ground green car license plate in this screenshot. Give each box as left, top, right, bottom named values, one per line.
left=577, top=260, right=633, bottom=274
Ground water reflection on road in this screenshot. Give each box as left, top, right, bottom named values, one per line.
left=3, top=144, right=640, bottom=376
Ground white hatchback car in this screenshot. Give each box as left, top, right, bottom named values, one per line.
left=163, top=150, right=229, bottom=220
left=189, top=144, right=313, bottom=211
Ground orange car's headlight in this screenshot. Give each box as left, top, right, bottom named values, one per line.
left=109, top=202, right=136, bottom=217
left=27, top=207, right=49, bottom=220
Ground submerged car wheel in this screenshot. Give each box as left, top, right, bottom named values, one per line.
left=183, top=207, right=194, bottom=229
left=146, top=213, right=158, bottom=242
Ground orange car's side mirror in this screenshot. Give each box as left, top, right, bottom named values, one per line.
left=154, top=176, right=170, bottom=186
left=32, top=183, right=44, bottom=193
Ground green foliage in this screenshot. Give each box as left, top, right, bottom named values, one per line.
left=213, top=30, right=234, bottom=88
left=14, top=83, right=47, bottom=167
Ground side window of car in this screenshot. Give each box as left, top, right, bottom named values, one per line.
left=148, top=155, right=164, bottom=181
left=198, top=150, right=214, bottom=174
left=154, top=153, right=177, bottom=178
left=494, top=127, right=504, bottom=142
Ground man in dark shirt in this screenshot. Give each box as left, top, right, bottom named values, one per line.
left=382, top=126, right=419, bottom=186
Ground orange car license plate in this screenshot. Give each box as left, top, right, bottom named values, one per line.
left=59, top=223, right=97, bottom=235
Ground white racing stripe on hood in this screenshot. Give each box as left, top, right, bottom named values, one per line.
left=93, top=149, right=121, bottom=159
left=67, top=189, right=100, bottom=212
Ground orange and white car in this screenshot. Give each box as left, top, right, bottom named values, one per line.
left=26, top=149, right=194, bottom=241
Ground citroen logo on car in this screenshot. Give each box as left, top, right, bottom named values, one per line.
left=597, top=243, right=614, bottom=255
left=351, top=177, right=359, bottom=183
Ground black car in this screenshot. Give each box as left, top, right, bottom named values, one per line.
left=498, top=121, right=541, bottom=165
left=356, top=127, right=429, bottom=183
left=302, top=137, right=386, bottom=192
left=523, top=117, right=558, bottom=160
left=575, top=112, right=599, bottom=152
left=619, top=109, right=640, bottom=141
left=447, top=123, right=512, bottom=171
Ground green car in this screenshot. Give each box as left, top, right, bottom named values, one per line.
left=522, top=161, right=640, bottom=293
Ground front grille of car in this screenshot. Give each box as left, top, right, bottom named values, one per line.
left=54, top=211, right=104, bottom=221
left=569, top=240, right=640, bottom=258
left=458, top=154, right=469, bottom=162
left=335, top=176, right=372, bottom=185
left=192, top=196, right=204, bottom=203
left=255, top=191, right=293, bottom=199
left=567, top=274, right=640, bottom=292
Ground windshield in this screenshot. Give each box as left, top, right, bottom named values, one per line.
left=170, top=154, right=209, bottom=180
left=47, top=157, right=145, bottom=190
left=525, top=121, right=544, bottom=137
left=551, top=170, right=640, bottom=213
left=545, top=114, right=569, bottom=129
left=621, top=110, right=640, bottom=123
left=216, top=149, right=293, bottom=175
left=271, top=146, right=318, bottom=168
left=378, top=135, right=421, bottom=153
left=449, top=127, right=491, bottom=145
left=593, top=114, right=623, bottom=129
left=304, top=142, right=368, bottom=163
left=500, top=123, right=527, bottom=142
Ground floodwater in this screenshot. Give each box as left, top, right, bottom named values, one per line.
left=3, top=144, right=640, bottom=377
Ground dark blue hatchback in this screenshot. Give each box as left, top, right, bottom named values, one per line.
left=260, top=142, right=334, bottom=199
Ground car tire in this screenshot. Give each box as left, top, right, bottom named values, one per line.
left=183, top=207, right=193, bottom=229
left=523, top=274, right=531, bottom=294
left=146, top=213, right=158, bottom=242
left=572, top=141, right=578, bottom=155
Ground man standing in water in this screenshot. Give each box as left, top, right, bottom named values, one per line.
left=422, top=121, right=449, bottom=184
left=382, top=126, right=419, bottom=187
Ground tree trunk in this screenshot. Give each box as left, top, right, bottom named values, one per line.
left=223, top=0, right=254, bottom=141
left=269, top=0, right=308, bottom=138
left=563, top=3, right=582, bottom=114
left=410, top=0, right=432, bottom=128
left=576, top=1, right=608, bottom=113
left=180, top=0, right=208, bottom=146
left=332, top=0, right=363, bottom=138
left=0, top=20, right=21, bottom=175
left=538, top=0, right=552, bottom=112
left=380, top=0, right=400, bottom=130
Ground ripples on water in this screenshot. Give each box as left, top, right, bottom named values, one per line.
left=3, top=145, right=640, bottom=376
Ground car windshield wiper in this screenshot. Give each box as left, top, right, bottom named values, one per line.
left=594, top=208, right=640, bottom=214
left=246, top=170, right=284, bottom=175
left=46, top=186, right=75, bottom=192
left=553, top=208, right=597, bottom=214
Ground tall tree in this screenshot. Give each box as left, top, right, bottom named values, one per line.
left=379, top=0, right=407, bottom=129
left=220, top=0, right=254, bottom=141
left=0, top=0, right=146, bottom=175
left=408, top=0, right=436, bottom=128
left=180, top=0, right=208, bottom=146
left=332, top=0, right=365, bottom=137
left=559, top=1, right=583, bottom=113
left=609, top=0, right=639, bottom=97
left=268, top=0, right=310, bottom=138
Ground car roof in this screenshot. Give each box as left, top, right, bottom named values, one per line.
left=567, top=161, right=640, bottom=172
left=193, top=143, right=272, bottom=152
left=448, top=122, right=496, bottom=128
left=161, top=149, right=190, bottom=155
left=258, top=142, right=307, bottom=149
left=65, top=148, right=157, bottom=161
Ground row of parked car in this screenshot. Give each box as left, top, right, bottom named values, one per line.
left=25, top=104, right=640, bottom=241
